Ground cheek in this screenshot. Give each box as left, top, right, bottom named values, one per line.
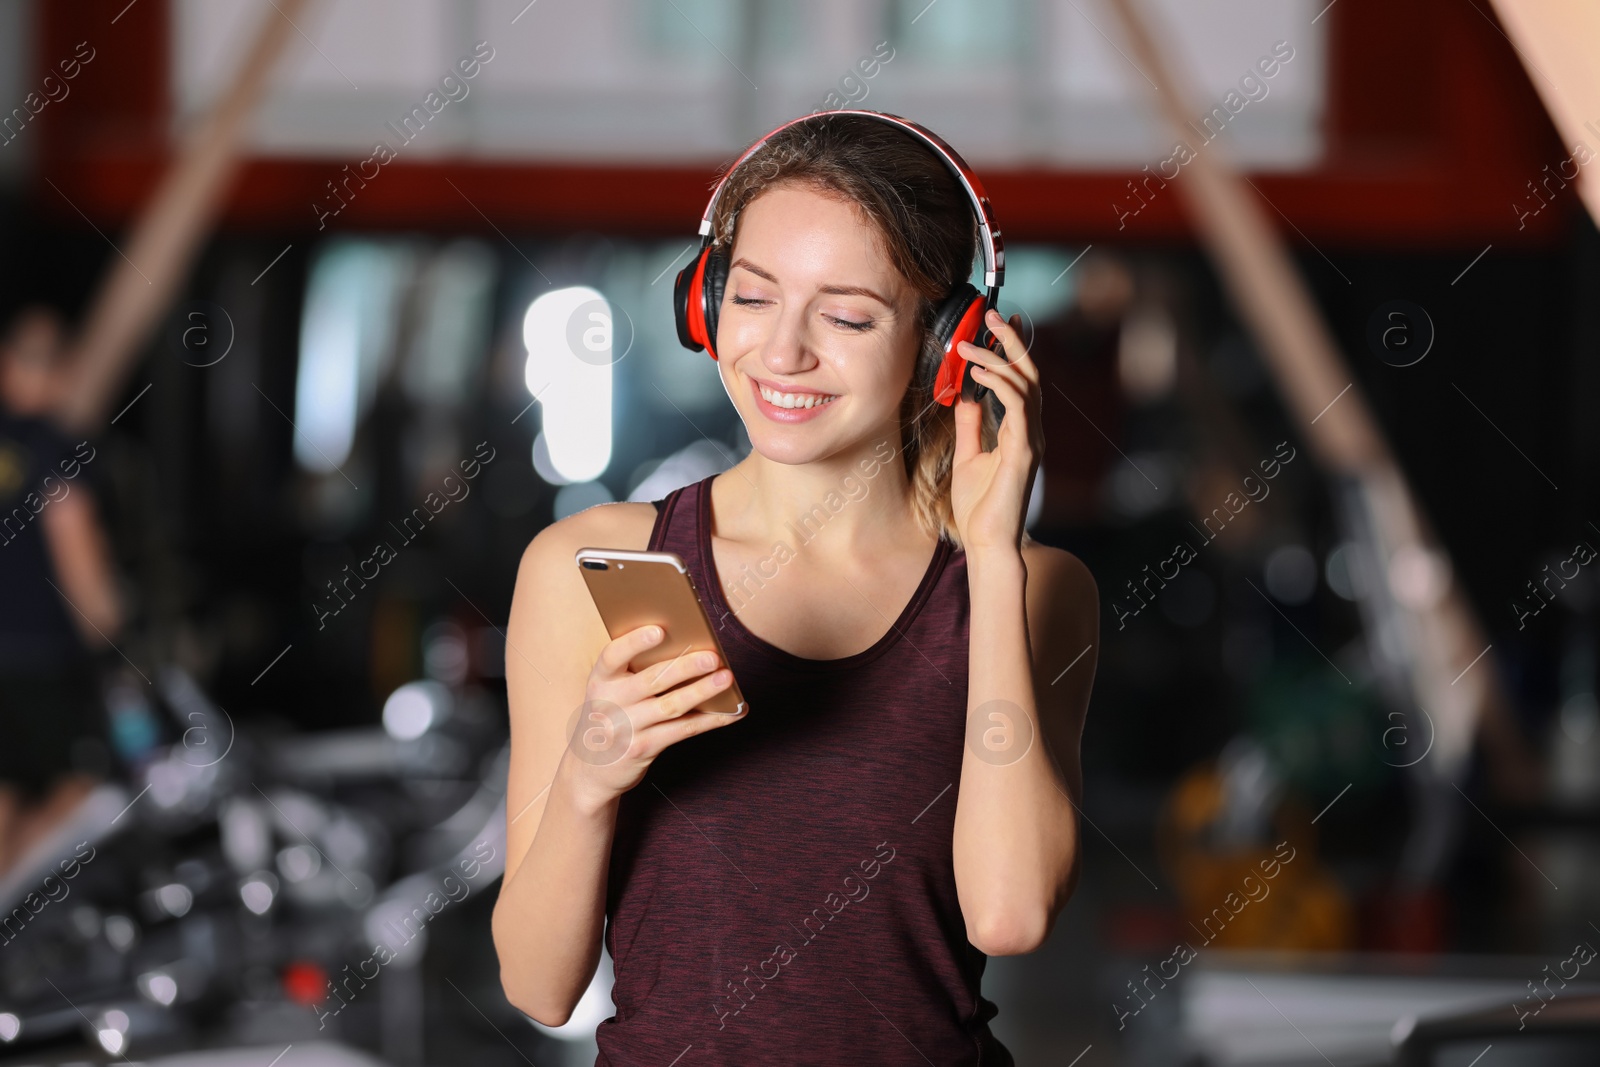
left=715, top=306, right=765, bottom=360
left=716, top=310, right=758, bottom=365
left=880, top=330, right=924, bottom=398
left=820, top=338, right=909, bottom=405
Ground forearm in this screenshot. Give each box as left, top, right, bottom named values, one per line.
left=41, top=493, right=124, bottom=644
left=952, top=548, right=1079, bottom=954
left=492, top=753, right=619, bottom=1024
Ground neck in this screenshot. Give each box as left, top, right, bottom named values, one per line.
left=713, top=426, right=927, bottom=559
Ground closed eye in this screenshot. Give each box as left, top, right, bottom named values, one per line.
left=732, top=295, right=872, bottom=333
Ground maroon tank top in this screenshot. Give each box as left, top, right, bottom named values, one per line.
left=595, top=474, right=1014, bottom=1066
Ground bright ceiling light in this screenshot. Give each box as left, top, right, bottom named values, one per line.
left=523, top=286, right=613, bottom=484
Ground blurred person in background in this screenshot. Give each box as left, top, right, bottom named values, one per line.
left=1027, top=253, right=1133, bottom=528
left=0, top=308, right=122, bottom=876
left=493, top=112, right=1099, bottom=1064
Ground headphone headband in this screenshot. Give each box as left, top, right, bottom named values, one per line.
left=695, top=109, right=1005, bottom=288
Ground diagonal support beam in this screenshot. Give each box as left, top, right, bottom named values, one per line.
left=1102, top=0, right=1517, bottom=789
left=58, top=0, right=315, bottom=433
left=1487, top=0, right=1600, bottom=228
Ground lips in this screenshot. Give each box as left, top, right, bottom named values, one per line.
left=748, top=376, right=839, bottom=423
left=757, top=382, right=838, bottom=409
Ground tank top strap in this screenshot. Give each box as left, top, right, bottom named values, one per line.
left=646, top=475, right=705, bottom=557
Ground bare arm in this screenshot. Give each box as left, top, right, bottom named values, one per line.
left=947, top=308, right=1100, bottom=955
left=953, top=543, right=1097, bottom=955
left=491, top=503, right=747, bottom=1024
left=39, top=485, right=124, bottom=646
left=490, top=513, right=620, bottom=1026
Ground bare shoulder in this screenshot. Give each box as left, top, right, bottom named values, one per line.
left=509, top=500, right=661, bottom=682
left=500, top=499, right=662, bottom=885
left=519, top=500, right=659, bottom=574
left=1020, top=539, right=1099, bottom=631
left=1019, top=540, right=1098, bottom=778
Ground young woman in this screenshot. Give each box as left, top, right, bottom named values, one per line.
left=493, top=112, right=1098, bottom=1065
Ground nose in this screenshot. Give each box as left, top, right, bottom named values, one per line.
left=756, top=304, right=819, bottom=378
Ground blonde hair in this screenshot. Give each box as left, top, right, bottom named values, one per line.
left=708, top=113, right=999, bottom=546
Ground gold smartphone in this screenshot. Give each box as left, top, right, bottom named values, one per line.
left=575, top=548, right=747, bottom=716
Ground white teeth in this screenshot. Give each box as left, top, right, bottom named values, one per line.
left=759, top=384, right=837, bottom=410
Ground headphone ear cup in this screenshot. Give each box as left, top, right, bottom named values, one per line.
left=673, top=248, right=708, bottom=353
left=700, top=248, right=728, bottom=359
left=927, top=283, right=985, bottom=405
left=928, top=283, right=980, bottom=352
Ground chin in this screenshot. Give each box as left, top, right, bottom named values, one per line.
left=741, top=421, right=838, bottom=466
left=741, top=414, right=904, bottom=474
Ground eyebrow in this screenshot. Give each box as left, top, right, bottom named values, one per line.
left=728, top=257, right=894, bottom=308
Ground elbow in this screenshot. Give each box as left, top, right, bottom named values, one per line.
left=492, top=911, right=580, bottom=1027
left=967, top=907, right=1051, bottom=957
left=499, top=968, right=577, bottom=1028
left=521, top=999, right=575, bottom=1029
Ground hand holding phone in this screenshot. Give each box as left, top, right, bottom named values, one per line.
left=564, top=549, right=747, bottom=803
left=577, top=548, right=746, bottom=716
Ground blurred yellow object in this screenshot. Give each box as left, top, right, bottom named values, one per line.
left=1158, top=762, right=1354, bottom=952
left=371, top=597, right=420, bottom=703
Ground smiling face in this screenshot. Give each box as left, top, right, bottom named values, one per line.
left=715, top=181, right=923, bottom=466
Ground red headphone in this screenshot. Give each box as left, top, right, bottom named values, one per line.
left=672, top=109, right=1007, bottom=407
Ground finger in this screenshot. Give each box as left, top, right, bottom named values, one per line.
left=972, top=368, right=1040, bottom=474
left=630, top=646, right=721, bottom=701
left=957, top=338, right=1010, bottom=368
left=647, top=668, right=735, bottom=722
left=969, top=365, right=1031, bottom=430
left=639, top=704, right=747, bottom=751
left=959, top=337, right=1034, bottom=391
left=952, top=386, right=983, bottom=466
left=999, top=390, right=1044, bottom=469
left=983, top=309, right=1039, bottom=383
left=1011, top=314, right=1033, bottom=367
left=597, top=624, right=665, bottom=676
left=961, top=341, right=1030, bottom=396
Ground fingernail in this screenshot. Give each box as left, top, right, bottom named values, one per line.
left=697, top=652, right=717, bottom=670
